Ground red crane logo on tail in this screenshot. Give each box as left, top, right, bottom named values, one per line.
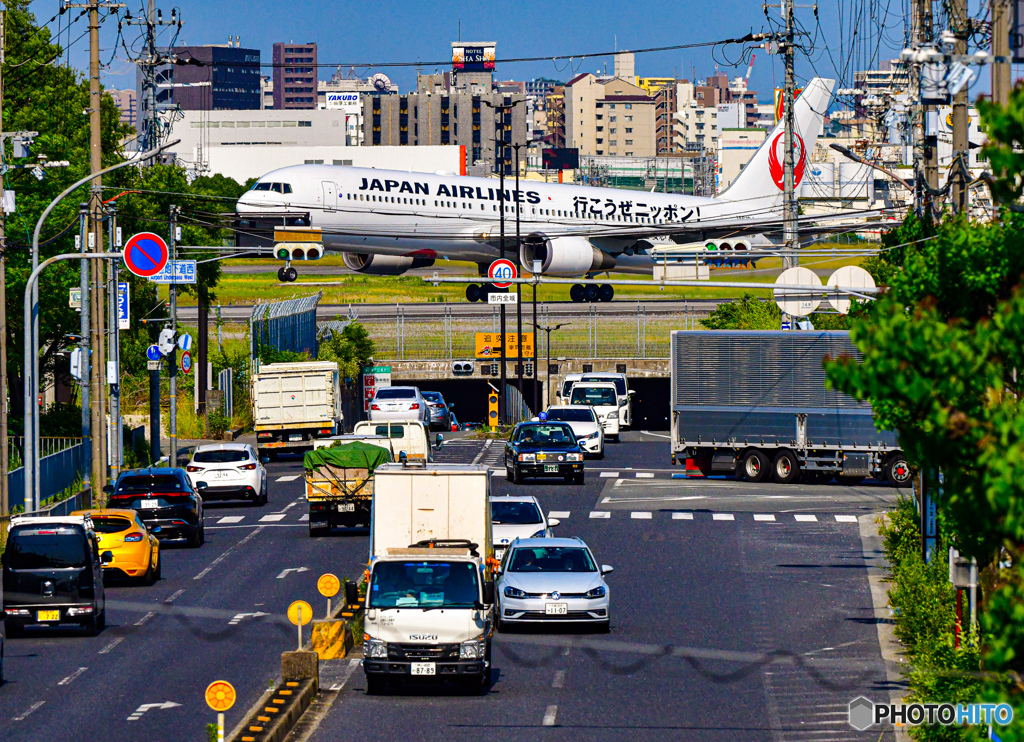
left=768, top=132, right=807, bottom=191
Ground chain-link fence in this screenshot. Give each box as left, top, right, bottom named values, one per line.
left=366, top=302, right=710, bottom=361
left=250, top=292, right=322, bottom=361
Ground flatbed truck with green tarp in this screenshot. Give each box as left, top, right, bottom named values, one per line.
left=303, top=441, right=392, bottom=536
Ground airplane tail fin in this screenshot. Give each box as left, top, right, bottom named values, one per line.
left=718, top=78, right=834, bottom=210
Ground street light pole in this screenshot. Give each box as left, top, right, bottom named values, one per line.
left=514, top=142, right=524, bottom=406
left=535, top=321, right=568, bottom=409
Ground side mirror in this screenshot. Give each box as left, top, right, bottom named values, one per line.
left=547, top=518, right=561, bottom=528
left=435, top=434, right=444, bottom=449
left=261, top=456, right=270, bottom=464
left=103, top=484, right=114, bottom=494
left=196, top=481, right=208, bottom=490
left=481, top=581, right=495, bottom=605
left=628, top=390, right=636, bottom=397
left=600, top=564, right=614, bottom=576
left=344, top=580, right=360, bottom=607
left=100, top=551, right=114, bottom=566
left=449, top=403, right=455, bottom=409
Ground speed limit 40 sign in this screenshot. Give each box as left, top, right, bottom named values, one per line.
left=488, top=259, right=517, bottom=289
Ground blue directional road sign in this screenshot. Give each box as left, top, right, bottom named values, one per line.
left=178, top=333, right=193, bottom=352
left=147, top=344, right=162, bottom=361
left=117, top=282, right=130, bottom=330
left=123, top=232, right=169, bottom=277
left=149, top=260, right=197, bottom=285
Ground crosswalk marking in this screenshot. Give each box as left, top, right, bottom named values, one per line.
left=794, top=514, right=818, bottom=522
left=589, top=511, right=611, bottom=519
left=671, top=512, right=694, bottom=520
left=275, top=474, right=301, bottom=482
left=217, top=516, right=244, bottom=524
left=712, top=513, right=735, bottom=521
left=630, top=511, right=652, bottom=519
left=299, top=514, right=309, bottom=521
left=753, top=514, right=776, bottom=522
left=834, top=514, right=859, bottom=523
left=635, top=472, right=655, bottom=479
left=260, top=514, right=286, bottom=522
left=599, top=472, right=619, bottom=478
left=548, top=511, right=570, bottom=518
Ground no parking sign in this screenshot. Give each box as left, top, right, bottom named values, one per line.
left=123, top=232, right=169, bottom=278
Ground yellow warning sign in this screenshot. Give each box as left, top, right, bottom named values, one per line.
left=317, top=573, right=340, bottom=598
left=287, top=600, right=313, bottom=626
left=475, top=332, right=535, bottom=359
left=205, top=680, right=236, bottom=712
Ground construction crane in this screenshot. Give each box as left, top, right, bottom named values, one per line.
left=744, top=54, right=756, bottom=87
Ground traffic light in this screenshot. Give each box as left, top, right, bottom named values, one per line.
left=274, top=243, right=323, bottom=261
left=488, top=391, right=499, bottom=429
left=452, top=361, right=475, bottom=376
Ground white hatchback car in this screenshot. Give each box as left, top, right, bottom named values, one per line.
left=368, top=386, right=430, bottom=425
left=496, top=537, right=613, bottom=632
left=543, top=405, right=604, bottom=458
left=186, top=443, right=268, bottom=506
left=490, top=495, right=561, bottom=562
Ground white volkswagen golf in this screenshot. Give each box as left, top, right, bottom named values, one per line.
left=186, top=443, right=268, bottom=506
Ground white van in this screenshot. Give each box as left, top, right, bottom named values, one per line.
left=558, top=374, right=583, bottom=405
left=568, top=381, right=621, bottom=441
left=581, top=373, right=635, bottom=428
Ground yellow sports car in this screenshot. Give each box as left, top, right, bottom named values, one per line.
left=72, top=508, right=161, bottom=584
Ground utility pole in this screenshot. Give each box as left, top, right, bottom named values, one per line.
left=168, top=205, right=179, bottom=465
left=781, top=0, right=798, bottom=268
left=78, top=204, right=91, bottom=488
left=0, top=9, right=7, bottom=517
left=992, top=0, right=1011, bottom=106
left=514, top=142, right=523, bottom=406
left=949, top=0, right=969, bottom=212
left=125, top=1, right=177, bottom=159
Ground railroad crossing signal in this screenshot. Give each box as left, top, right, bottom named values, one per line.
left=488, top=259, right=516, bottom=289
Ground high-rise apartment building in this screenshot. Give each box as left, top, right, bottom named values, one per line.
left=564, top=73, right=656, bottom=157
left=273, top=42, right=317, bottom=109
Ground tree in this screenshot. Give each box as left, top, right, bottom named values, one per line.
left=317, top=323, right=375, bottom=381
left=702, top=293, right=780, bottom=329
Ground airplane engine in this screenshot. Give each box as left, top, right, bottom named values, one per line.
left=520, top=234, right=616, bottom=277
left=341, top=252, right=435, bottom=276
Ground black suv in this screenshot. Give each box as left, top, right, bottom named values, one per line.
left=106, top=468, right=206, bottom=547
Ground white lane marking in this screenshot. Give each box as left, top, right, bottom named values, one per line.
left=57, top=667, right=88, bottom=686
left=471, top=438, right=493, bottom=466
left=589, top=511, right=610, bottom=519
left=134, top=611, right=156, bottom=627
left=127, top=701, right=182, bottom=721
left=98, top=637, right=124, bottom=654
left=542, top=704, right=558, bottom=726
left=229, top=611, right=269, bottom=626
left=630, top=511, right=652, bottom=519
left=712, top=513, right=735, bottom=521
left=635, top=472, right=655, bottom=479
left=599, top=471, right=619, bottom=477
left=217, top=516, right=244, bottom=524
left=640, top=431, right=671, bottom=438
left=165, top=589, right=185, bottom=603
left=276, top=475, right=301, bottom=482
left=194, top=526, right=263, bottom=580
left=206, top=524, right=306, bottom=530
left=794, top=514, right=818, bottom=522
left=835, top=514, right=859, bottom=523
left=552, top=670, right=566, bottom=689
left=283, top=501, right=298, bottom=511
left=490, top=470, right=503, bottom=476
left=277, top=566, right=310, bottom=579
left=330, top=658, right=362, bottom=691
left=299, top=514, right=309, bottom=522
left=13, top=701, right=45, bottom=721
left=671, top=512, right=694, bottom=520
left=754, top=514, right=777, bottom=522
left=614, top=479, right=623, bottom=487
left=603, top=495, right=705, bottom=503
left=548, top=511, right=570, bottom=518
left=260, top=514, right=286, bottom=522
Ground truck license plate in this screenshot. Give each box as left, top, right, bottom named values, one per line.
left=545, top=603, right=568, bottom=615
left=410, top=662, right=436, bottom=676
left=37, top=609, right=60, bottom=621
left=337, top=503, right=355, bottom=512
left=544, top=464, right=558, bottom=473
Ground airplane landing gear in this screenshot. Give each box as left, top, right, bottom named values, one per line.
left=277, top=265, right=298, bottom=283
left=569, top=284, right=614, bottom=302
left=465, top=283, right=496, bottom=302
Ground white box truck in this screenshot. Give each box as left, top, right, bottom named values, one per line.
left=360, top=463, right=495, bottom=695
left=252, top=361, right=343, bottom=460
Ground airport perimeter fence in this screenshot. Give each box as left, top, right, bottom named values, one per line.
left=250, top=292, right=323, bottom=362
left=371, top=302, right=710, bottom=361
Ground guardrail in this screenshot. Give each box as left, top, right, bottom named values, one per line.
left=6, top=441, right=87, bottom=513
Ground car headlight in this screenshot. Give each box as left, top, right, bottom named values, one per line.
left=530, top=529, right=546, bottom=538
left=459, top=635, right=487, bottom=660
left=504, top=585, right=528, bottom=599
left=518, top=453, right=536, bottom=462
left=582, top=432, right=599, bottom=440
left=585, top=586, right=606, bottom=598
left=607, top=411, right=619, bottom=420
left=364, top=636, right=388, bottom=659
left=566, top=453, right=583, bottom=462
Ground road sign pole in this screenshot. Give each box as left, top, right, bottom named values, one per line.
left=218, top=712, right=224, bottom=742
left=168, top=207, right=178, bottom=466
left=78, top=204, right=91, bottom=492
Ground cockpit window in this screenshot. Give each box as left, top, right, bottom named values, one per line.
left=252, top=182, right=292, bottom=194
left=253, top=182, right=271, bottom=191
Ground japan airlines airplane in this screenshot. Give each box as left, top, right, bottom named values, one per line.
left=236, top=78, right=848, bottom=294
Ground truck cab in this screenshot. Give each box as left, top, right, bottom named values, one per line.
left=361, top=464, right=494, bottom=694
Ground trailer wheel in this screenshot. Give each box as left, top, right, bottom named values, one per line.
left=884, top=454, right=912, bottom=487
left=741, top=450, right=769, bottom=482
left=772, top=450, right=800, bottom=484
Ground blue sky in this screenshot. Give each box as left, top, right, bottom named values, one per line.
left=30, top=0, right=990, bottom=104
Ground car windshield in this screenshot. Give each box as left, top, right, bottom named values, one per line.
left=193, top=450, right=250, bottom=464
left=570, top=386, right=617, bottom=406
left=421, top=392, right=443, bottom=403
left=582, top=376, right=627, bottom=395
left=508, top=546, right=596, bottom=573
left=491, top=501, right=543, bottom=525
left=7, top=526, right=89, bottom=569
left=516, top=424, right=575, bottom=444
left=375, top=388, right=415, bottom=400
left=91, top=516, right=132, bottom=534
left=115, top=475, right=186, bottom=494
left=546, top=409, right=596, bottom=423
left=369, top=561, right=480, bottom=608
left=561, top=380, right=577, bottom=396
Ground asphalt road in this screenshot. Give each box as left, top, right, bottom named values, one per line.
left=1, top=437, right=902, bottom=741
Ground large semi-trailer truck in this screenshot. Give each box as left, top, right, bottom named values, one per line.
left=670, top=330, right=911, bottom=486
